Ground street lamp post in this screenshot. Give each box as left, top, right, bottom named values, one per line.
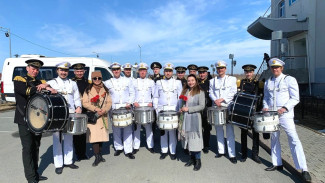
left=1, top=26, right=12, bottom=58
left=229, top=54, right=236, bottom=76
left=138, top=45, right=142, bottom=62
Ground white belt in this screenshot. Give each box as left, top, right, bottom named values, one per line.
left=114, top=103, right=127, bottom=110
left=139, top=103, right=149, bottom=107
left=162, top=105, right=176, bottom=111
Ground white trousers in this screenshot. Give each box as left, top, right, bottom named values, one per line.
left=52, top=132, right=73, bottom=168
left=133, top=123, right=154, bottom=149
left=160, top=129, right=177, bottom=154
left=271, top=118, right=308, bottom=171
left=113, top=125, right=133, bottom=154
left=215, top=124, right=236, bottom=158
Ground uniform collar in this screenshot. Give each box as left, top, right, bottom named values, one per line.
left=200, top=77, right=207, bottom=83
left=27, top=73, right=36, bottom=80
left=57, top=76, right=68, bottom=81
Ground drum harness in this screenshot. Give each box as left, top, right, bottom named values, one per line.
left=267, top=75, right=288, bottom=111
left=160, top=78, right=176, bottom=109
left=110, top=77, right=128, bottom=109
left=136, top=78, right=150, bottom=104
left=213, top=75, right=229, bottom=107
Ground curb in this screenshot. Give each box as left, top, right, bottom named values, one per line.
left=247, top=131, right=316, bottom=183
left=0, top=106, right=16, bottom=112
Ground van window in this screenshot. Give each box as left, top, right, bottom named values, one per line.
left=12, top=67, right=90, bottom=81
left=94, top=67, right=112, bottom=81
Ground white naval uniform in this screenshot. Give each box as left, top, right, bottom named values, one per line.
left=47, top=77, right=81, bottom=168
left=153, top=78, right=182, bottom=154
left=133, top=78, right=155, bottom=150
left=104, top=76, right=135, bottom=154
left=263, top=73, right=308, bottom=171
left=209, top=75, right=237, bottom=157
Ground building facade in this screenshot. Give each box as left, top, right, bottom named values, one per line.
left=248, top=0, right=325, bottom=97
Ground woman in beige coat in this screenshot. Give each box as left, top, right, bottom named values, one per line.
left=83, top=71, right=112, bottom=167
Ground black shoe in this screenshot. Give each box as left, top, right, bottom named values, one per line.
left=302, top=171, right=311, bottom=182
left=160, top=153, right=167, bottom=160
left=160, top=130, right=165, bottom=136
left=92, top=154, right=101, bottom=167
left=185, top=158, right=195, bottom=167
left=55, top=167, right=63, bottom=174
left=265, top=165, right=283, bottom=171
left=240, top=157, right=247, bottom=162
left=64, top=163, right=79, bottom=169
left=133, top=149, right=139, bottom=154
left=230, top=157, right=237, bottom=164
left=170, top=154, right=176, bottom=160
left=99, top=153, right=106, bottom=162
left=202, top=147, right=209, bottom=154
left=193, top=159, right=201, bottom=171
left=126, top=153, right=135, bottom=159
left=252, top=155, right=262, bottom=164
left=215, top=153, right=225, bottom=158
left=148, top=148, right=154, bottom=153
left=37, top=176, right=48, bottom=181
left=184, top=149, right=189, bottom=155
left=114, top=150, right=123, bottom=156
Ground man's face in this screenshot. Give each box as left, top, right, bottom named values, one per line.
left=123, top=68, right=132, bottom=77
left=244, top=70, right=254, bottom=80
left=199, top=71, right=208, bottom=80
left=74, top=69, right=85, bottom=79
left=164, top=69, right=173, bottom=79
left=153, top=68, right=160, bottom=75
left=189, top=70, right=197, bottom=75
left=112, top=68, right=121, bottom=78
left=57, top=68, right=69, bottom=79
left=271, top=66, right=283, bottom=77
left=217, top=67, right=226, bottom=76
left=139, top=69, right=147, bottom=79
left=177, top=71, right=185, bottom=79
left=26, top=66, right=39, bottom=78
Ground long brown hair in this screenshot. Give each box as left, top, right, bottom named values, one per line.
left=181, top=74, right=201, bottom=96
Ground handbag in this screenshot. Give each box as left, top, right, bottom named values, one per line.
left=86, top=93, right=107, bottom=124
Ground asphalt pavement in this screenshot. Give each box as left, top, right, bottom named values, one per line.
left=0, top=109, right=302, bottom=183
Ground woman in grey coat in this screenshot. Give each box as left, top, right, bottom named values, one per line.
left=180, top=74, right=205, bottom=171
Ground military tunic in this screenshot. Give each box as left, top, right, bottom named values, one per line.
left=47, top=77, right=82, bottom=168
left=176, top=77, right=187, bottom=88
left=149, top=74, right=164, bottom=83
left=238, top=78, right=261, bottom=159
left=153, top=78, right=182, bottom=154
left=209, top=75, right=237, bottom=157
left=263, top=73, right=308, bottom=171
left=14, top=74, right=45, bottom=182
left=71, top=77, right=90, bottom=160
left=133, top=78, right=155, bottom=150
left=199, top=77, right=212, bottom=149
left=104, top=76, right=135, bottom=154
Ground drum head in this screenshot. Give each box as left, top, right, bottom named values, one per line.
left=113, top=107, right=131, bottom=114
left=159, top=110, right=177, bottom=115
left=26, top=95, right=50, bottom=131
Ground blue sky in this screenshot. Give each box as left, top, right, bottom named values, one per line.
left=0, top=0, right=271, bottom=75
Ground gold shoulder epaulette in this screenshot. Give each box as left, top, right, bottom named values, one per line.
left=13, top=76, right=27, bottom=82
left=88, top=80, right=92, bottom=84
left=236, top=79, right=241, bottom=88
left=40, top=79, right=47, bottom=84
left=258, top=80, right=264, bottom=89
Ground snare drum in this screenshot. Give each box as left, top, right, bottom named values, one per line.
left=230, top=92, right=259, bottom=129
left=134, top=107, right=155, bottom=124
left=157, top=110, right=179, bottom=130
left=26, top=93, right=69, bottom=134
left=207, top=106, right=228, bottom=125
left=66, top=113, right=88, bottom=135
left=112, top=107, right=133, bottom=127
left=253, top=111, right=280, bottom=133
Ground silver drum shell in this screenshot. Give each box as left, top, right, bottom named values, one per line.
left=207, top=106, right=228, bottom=125
left=134, top=107, right=155, bottom=124
left=66, top=113, right=88, bottom=135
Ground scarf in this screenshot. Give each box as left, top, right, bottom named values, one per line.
left=93, top=82, right=103, bottom=93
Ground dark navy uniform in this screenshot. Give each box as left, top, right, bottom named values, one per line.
left=238, top=64, right=263, bottom=163
left=149, top=62, right=164, bottom=83
left=71, top=63, right=90, bottom=161
left=14, top=59, right=47, bottom=182
left=175, top=66, right=187, bottom=87
left=198, top=66, right=212, bottom=153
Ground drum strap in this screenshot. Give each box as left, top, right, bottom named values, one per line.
left=59, top=131, right=62, bottom=143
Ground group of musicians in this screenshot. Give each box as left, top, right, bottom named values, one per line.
left=14, top=58, right=311, bottom=182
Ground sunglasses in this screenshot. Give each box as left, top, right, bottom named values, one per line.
left=92, top=77, right=102, bottom=81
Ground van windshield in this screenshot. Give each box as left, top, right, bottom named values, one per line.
left=12, top=67, right=90, bottom=81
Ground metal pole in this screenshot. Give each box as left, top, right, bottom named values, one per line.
left=8, top=29, right=11, bottom=58
left=231, top=58, right=234, bottom=76
left=138, top=45, right=141, bottom=62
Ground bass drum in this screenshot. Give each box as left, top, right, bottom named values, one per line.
left=26, top=93, right=69, bottom=134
